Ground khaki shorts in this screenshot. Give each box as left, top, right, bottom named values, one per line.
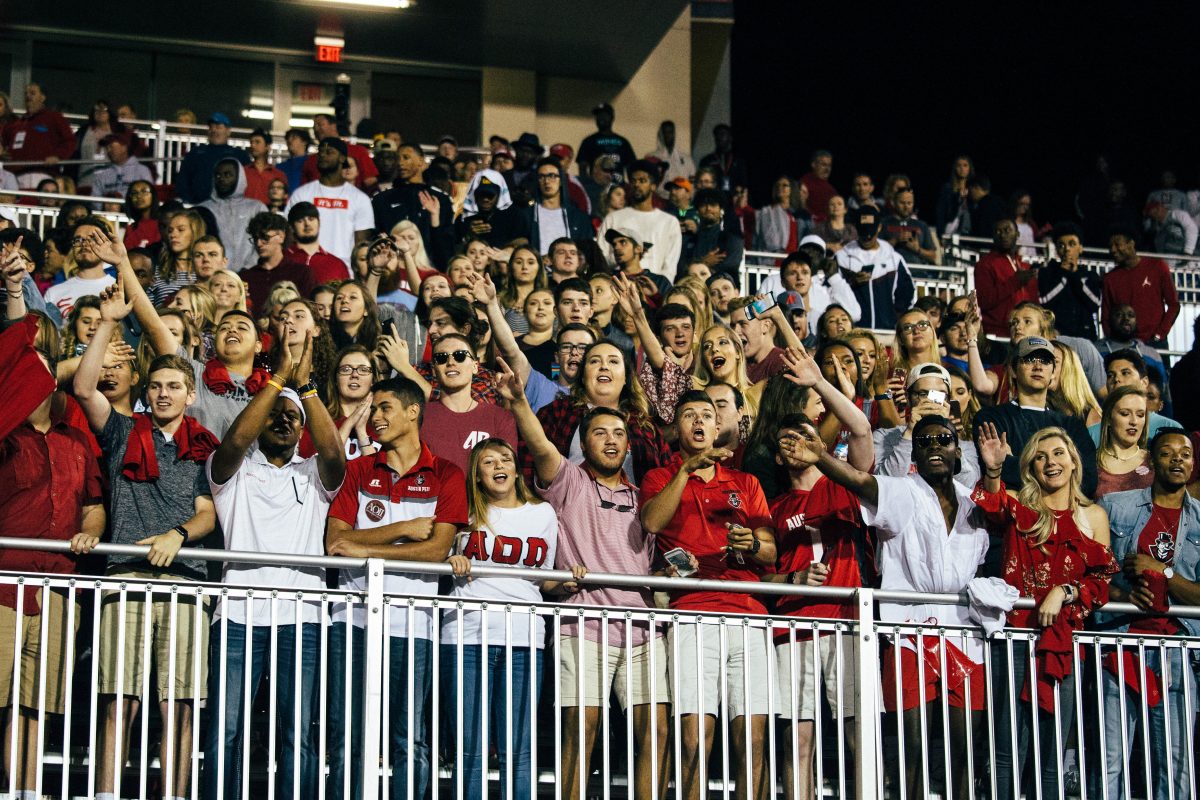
left=97, top=571, right=210, bottom=701
left=558, top=635, right=670, bottom=710
left=668, top=623, right=776, bottom=718
left=775, top=634, right=858, bottom=721
left=0, top=589, right=78, bottom=714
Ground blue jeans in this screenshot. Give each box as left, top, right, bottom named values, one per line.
left=443, top=644, right=544, bottom=800
left=1102, top=646, right=1195, bottom=800
left=327, top=625, right=432, bottom=800
left=203, top=621, right=320, bottom=800
left=991, top=639, right=1076, bottom=798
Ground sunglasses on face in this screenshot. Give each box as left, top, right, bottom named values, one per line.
left=433, top=349, right=473, bottom=365
left=1019, top=354, right=1054, bottom=366
left=914, top=432, right=956, bottom=449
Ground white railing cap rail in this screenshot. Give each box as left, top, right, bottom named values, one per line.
left=1, top=188, right=135, bottom=207
left=4, top=537, right=1195, bottom=620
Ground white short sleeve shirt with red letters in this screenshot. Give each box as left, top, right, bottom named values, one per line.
left=285, top=179, right=374, bottom=264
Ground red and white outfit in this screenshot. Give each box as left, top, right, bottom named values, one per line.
left=285, top=181, right=374, bottom=264
left=864, top=474, right=991, bottom=711
left=420, top=401, right=518, bottom=475
left=328, top=444, right=468, bottom=639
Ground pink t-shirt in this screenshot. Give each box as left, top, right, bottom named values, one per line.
left=420, top=401, right=518, bottom=475
left=537, top=457, right=657, bottom=646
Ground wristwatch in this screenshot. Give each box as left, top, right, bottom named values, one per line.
left=171, top=525, right=189, bottom=542
left=1164, top=566, right=1176, bottom=580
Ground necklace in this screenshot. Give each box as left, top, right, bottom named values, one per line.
left=1108, top=445, right=1144, bottom=462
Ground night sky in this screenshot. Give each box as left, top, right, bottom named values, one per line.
left=730, top=2, right=1200, bottom=229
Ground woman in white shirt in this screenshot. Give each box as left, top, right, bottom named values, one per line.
left=441, top=437, right=575, bottom=800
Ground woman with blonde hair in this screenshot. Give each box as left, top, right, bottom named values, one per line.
left=669, top=276, right=716, bottom=339
left=441, top=437, right=562, bottom=800
left=694, top=324, right=762, bottom=419
left=170, top=283, right=219, bottom=360
left=885, top=308, right=941, bottom=412
left=846, top=327, right=901, bottom=429
left=150, top=209, right=206, bottom=305
left=975, top=424, right=1117, bottom=798
left=1049, top=340, right=1101, bottom=425
left=207, top=268, right=248, bottom=317
left=1095, top=385, right=1152, bottom=498
left=388, top=220, right=436, bottom=291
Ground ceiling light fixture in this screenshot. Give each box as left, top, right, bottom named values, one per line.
left=311, top=0, right=410, bottom=9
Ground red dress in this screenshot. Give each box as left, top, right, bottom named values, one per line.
left=975, top=483, right=1118, bottom=710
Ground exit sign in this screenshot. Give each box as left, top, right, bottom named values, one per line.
left=314, top=35, right=345, bottom=64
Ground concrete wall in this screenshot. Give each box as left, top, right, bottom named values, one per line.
left=479, top=6, right=693, bottom=170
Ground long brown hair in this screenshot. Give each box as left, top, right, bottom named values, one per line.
left=569, top=339, right=650, bottom=419
left=465, top=438, right=541, bottom=532
left=158, top=210, right=206, bottom=282
left=325, top=345, right=376, bottom=419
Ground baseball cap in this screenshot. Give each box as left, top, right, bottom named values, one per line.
left=549, top=143, right=574, bottom=161
left=905, top=362, right=952, bottom=392
left=605, top=227, right=652, bottom=251
left=287, top=202, right=320, bottom=223
left=667, top=177, right=693, bottom=192
left=319, top=136, right=348, bottom=157
left=776, top=291, right=807, bottom=312
left=278, top=387, right=306, bottom=425
left=1143, top=200, right=1165, bottom=215
left=438, top=134, right=457, bottom=146
left=492, top=148, right=515, bottom=161
left=799, top=234, right=827, bottom=254
left=1011, top=336, right=1055, bottom=363
left=207, top=112, right=231, bottom=126
left=373, top=138, right=396, bottom=153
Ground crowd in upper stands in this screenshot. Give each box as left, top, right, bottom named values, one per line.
left=3, top=81, right=1200, bottom=800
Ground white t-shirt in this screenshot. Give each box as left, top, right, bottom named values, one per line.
left=207, top=445, right=341, bottom=626
left=535, top=205, right=569, bottom=255
left=286, top=180, right=373, bottom=264
left=861, top=474, right=991, bottom=661
left=440, top=502, right=558, bottom=647
left=42, top=274, right=116, bottom=319
left=596, top=206, right=683, bottom=279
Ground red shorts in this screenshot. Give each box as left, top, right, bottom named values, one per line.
left=882, top=642, right=985, bottom=713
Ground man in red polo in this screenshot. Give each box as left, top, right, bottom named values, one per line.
left=325, top=375, right=467, bottom=800
left=284, top=202, right=351, bottom=285
left=640, top=390, right=777, bottom=800
left=974, top=217, right=1039, bottom=336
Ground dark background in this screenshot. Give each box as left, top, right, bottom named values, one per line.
left=730, top=2, right=1200, bottom=232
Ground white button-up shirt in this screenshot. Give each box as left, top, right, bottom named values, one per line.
left=862, top=473, right=991, bottom=660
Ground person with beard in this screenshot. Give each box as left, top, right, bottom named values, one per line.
left=597, top=160, right=682, bottom=279
left=198, top=157, right=267, bottom=273
left=834, top=205, right=914, bottom=330
left=514, top=157, right=594, bottom=255
left=42, top=217, right=117, bottom=322
left=789, top=412, right=989, bottom=800
left=1036, top=222, right=1102, bottom=340
left=577, top=103, right=636, bottom=177
left=1101, top=228, right=1179, bottom=346
left=284, top=202, right=351, bottom=285
left=680, top=188, right=744, bottom=278
left=73, top=278, right=218, bottom=800
left=202, top=332, right=345, bottom=800
left=455, top=169, right=520, bottom=247
left=1096, top=304, right=1167, bottom=379
left=640, top=391, right=777, bottom=800
left=371, top=143, right=455, bottom=267
left=1095, top=428, right=1200, bottom=800
left=604, top=228, right=671, bottom=299
left=974, top=218, right=1038, bottom=337
left=239, top=212, right=313, bottom=311
left=286, top=139, right=373, bottom=266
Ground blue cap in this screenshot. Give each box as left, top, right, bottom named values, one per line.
left=208, top=112, right=231, bottom=126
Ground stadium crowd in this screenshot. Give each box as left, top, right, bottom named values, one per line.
left=3, top=84, right=1200, bottom=800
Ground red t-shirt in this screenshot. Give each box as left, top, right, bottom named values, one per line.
left=285, top=245, right=352, bottom=286
left=419, top=400, right=518, bottom=475
left=1129, top=504, right=1183, bottom=636
left=747, top=346, right=787, bottom=385
left=974, top=251, right=1039, bottom=336
left=640, top=459, right=772, bottom=614
left=770, top=478, right=864, bottom=636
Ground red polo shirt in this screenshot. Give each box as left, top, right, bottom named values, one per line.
left=640, top=457, right=772, bottom=614
left=243, top=161, right=289, bottom=205
left=974, top=251, right=1038, bottom=336
left=0, top=418, right=104, bottom=612
left=284, top=245, right=351, bottom=286
left=329, top=442, right=468, bottom=532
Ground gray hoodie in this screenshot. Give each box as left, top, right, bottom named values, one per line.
left=199, top=157, right=268, bottom=272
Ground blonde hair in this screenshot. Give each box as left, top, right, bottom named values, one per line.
left=1098, top=385, right=1149, bottom=458
left=1016, top=427, right=1093, bottom=547
left=205, top=268, right=248, bottom=313
left=390, top=219, right=434, bottom=271
left=669, top=277, right=715, bottom=342
left=694, top=324, right=760, bottom=418
left=177, top=283, right=218, bottom=333
left=465, top=438, right=540, bottom=532
left=1049, top=341, right=1101, bottom=421
left=847, top=328, right=886, bottom=386
left=264, top=281, right=301, bottom=317
left=894, top=309, right=940, bottom=371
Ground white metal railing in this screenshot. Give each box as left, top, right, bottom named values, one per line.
left=2, top=539, right=1198, bottom=800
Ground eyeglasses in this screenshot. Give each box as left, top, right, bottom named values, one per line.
left=1019, top=354, right=1054, bottom=366
left=129, top=187, right=153, bottom=196
left=592, top=479, right=634, bottom=513
left=558, top=343, right=590, bottom=354
left=537, top=172, right=561, bottom=181
left=337, top=365, right=375, bottom=377
left=71, top=237, right=92, bottom=248
left=899, top=320, right=932, bottom=335
left=250, top=232, right=282, bottom=243
left=433, top=349, right=473, bottom=365
left=913, top=432, right=956, bottom=449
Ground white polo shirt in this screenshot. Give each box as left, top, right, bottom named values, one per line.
left=207, top=444, right=341, bottom=626
left=861, top=473, right=991, bottom=661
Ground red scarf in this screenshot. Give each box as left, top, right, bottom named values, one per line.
left=121, top=413, right=219, bottom=482
left=202, top=357, right=271, bottom=397
left=0, top=315, right=56, bottom=440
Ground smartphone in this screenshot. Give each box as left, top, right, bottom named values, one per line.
left=949, top=399, right=962, bottom=419
left=663, top=547, right=696, bottom=578
left=747, top=295, right=776, bottom=319
left=927, top=389, right=946, bottom=406
left=889, top=367, right=908, bottom=384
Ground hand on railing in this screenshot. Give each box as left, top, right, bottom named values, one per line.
left=789, top=562, right=830, bottom=587
left=69, top=533, right=101, bottom=555
left=136, top=530, right=186, bottom=567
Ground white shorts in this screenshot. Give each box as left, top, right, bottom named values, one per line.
left=775, top=634, right=858, bottom=721
left=558, top=635, right=669, bottom=710
left=668, top=623, right=776, bottom=718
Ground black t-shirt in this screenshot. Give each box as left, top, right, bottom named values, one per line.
left=577, top=132, right=636, bottom=174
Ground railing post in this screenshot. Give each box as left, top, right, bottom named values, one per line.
left=854, top=588, right=879, bottom=800
left=153, top=121, right=167, bottom=182
left=361, top=558, right=386, bottom=800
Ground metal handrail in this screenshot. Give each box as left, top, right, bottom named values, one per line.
left=0, top=188, right=135, bottom=205
left=1, top=156, right=184, bottom=169
left=4, top=537, right=1195, bottom=619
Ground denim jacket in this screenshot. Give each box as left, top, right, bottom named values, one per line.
left=1096, top=487, right=1200, bottom=638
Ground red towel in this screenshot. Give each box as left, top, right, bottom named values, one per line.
left=0, top=316, right=56, bottom=440
left=202, top=357, right=270, bottom=396
left=120, top=413, right=218, bottom=482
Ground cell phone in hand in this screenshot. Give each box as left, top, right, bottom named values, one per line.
left=663, top=547, right=696, bottom=578
left=747, top=295, right=776, bottom=319
left=949, top=399, right=962, bottom=419
left=927, top=389, right=946, bottom=406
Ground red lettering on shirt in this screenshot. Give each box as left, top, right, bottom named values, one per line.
left=492, top=534, right=521, bottom=565
left=462, top=530, right=487, bottom=561
left=523, top=538, right=548, bottom=568
left=314, top=197, right=349, bottom=210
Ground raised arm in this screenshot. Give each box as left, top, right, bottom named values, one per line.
left=640, top=448, right=731, bottom=534
left=614, top=272, right=668, bottom=370
left=791, top=421, right=879, bottom=506
left=89, top=231, right=176, bottom=356
left=2, top=239, right=28, bottom=322
left=467, top=270, right=533, bottom=382
left=73, top=279, right=134, bottom=432
left=295, top=332, right=348, bottom=491
left=976, top=421, right=1007, bottom=495
left=780, top=346, right=874, bottom=471
left=494, top=357, right=561, bottom=485
left=963, top=291, right=998, bottom=396
left=762, top=301, right=805, bottom=354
